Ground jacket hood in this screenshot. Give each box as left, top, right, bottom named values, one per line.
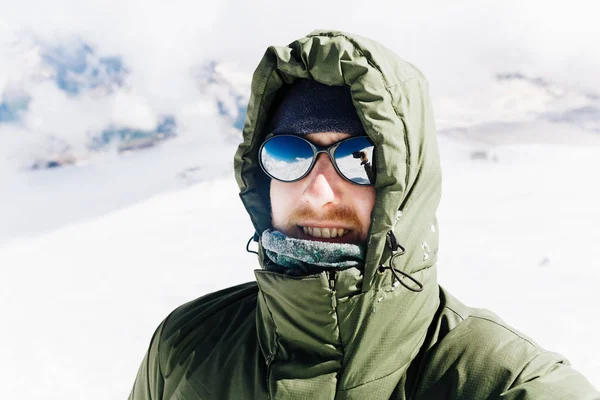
left=235, top=30, right=441, bottom=293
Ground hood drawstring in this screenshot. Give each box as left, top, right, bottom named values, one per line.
left=378, top=230, right=424, bottom=292
left=246, top=232, right=260, bottom=255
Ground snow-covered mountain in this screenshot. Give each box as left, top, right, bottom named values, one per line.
left=0, top=35, right=126, bottom=122
left=437, top=72, right=600, bottom=152
left=195, top=60, right=250, bottom=132
left=0, top=35, right=249, bottom=170
left=38, top=37, right=127, bottom=96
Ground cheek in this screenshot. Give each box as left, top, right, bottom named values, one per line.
left=354, top=187, right=376, bottom=232
left=270, top=180, right=298, bottom=228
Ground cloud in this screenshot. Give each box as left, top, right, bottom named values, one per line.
left=4, top=0, right=600, bottom=94
left=204, top=1, right=600, bottom=93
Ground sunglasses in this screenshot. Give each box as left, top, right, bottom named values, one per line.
left=259, top=135, right=375, bottom=185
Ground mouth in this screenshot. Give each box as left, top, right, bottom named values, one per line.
left=298, top=225, right=351, bottom=240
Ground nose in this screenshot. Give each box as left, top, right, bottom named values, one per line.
left=302, top=154, right=339, bottom=207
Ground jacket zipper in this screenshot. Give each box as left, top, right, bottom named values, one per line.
left=329, top=270, right=337, bottom=309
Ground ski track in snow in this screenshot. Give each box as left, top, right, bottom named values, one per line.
left=0, top=135, right=599, bottom=398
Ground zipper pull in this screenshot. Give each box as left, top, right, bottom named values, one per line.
left=329, top=270, right=337, bottom=308
left=328, top=270, right=336, bottom=289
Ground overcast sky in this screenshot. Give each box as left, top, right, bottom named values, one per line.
left=3, top=0, right=599, bottom=94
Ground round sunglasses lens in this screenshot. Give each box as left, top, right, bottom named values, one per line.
left=260, top=136, right=314, bottom=181
left=334, top=137, right=375, bottom=184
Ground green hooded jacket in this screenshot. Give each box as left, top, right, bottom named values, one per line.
left=129, top=30, right=599, bottom=399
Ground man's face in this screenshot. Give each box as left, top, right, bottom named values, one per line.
left=270, top=132, right=376, bottom=245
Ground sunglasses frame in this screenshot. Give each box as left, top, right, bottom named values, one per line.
left=258, top=134, right=375, bottom=186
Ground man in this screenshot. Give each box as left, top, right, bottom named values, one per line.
left=129, top=30, right=599, bottom=399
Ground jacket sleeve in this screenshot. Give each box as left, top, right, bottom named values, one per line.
left=128, top=321, right=166, bottom=400
left=501, top=351, right=600, bottom=399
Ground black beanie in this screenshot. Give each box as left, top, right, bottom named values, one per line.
left=266, top=79, right=365, bottom=136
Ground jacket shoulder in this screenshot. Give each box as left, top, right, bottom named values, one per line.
left=412, top=286, right=599, bottom=399
left=437, top=286, right=544, bottom=354
left=162, top=281, right=259, bottom=336
left=129, top=282, right=261, bottom=400
left=158, top=282, right=259, bottom=376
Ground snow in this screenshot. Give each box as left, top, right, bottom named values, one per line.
left=1, top=132, right=599, bottom=398
left=0, top=175, right=254, bottom=399
left=0, top=131, right=236, bottom=244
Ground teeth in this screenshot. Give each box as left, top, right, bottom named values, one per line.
left=301, top=226, right=348, bottom=239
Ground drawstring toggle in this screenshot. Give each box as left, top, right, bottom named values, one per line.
left=379, top=230, right=424, bottom=292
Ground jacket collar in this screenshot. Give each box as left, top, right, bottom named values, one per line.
left=255, top=264, right=439, bottom=397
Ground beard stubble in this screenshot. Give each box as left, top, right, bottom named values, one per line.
left=288, top=204, right=362, bottom=230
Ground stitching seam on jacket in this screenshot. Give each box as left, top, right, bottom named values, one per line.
left=510, top=352, right=548, bottom=388
left=339, top=320, right=432, bottom=392
left=339, top=359, right=409, bottom=391
left=468, top=315, right=541, bottom=349
left=339, top=341, right=425, bottom=392
left=444, top=305, right=466, bottom=321
left=386, top=77, right=419, bottom=90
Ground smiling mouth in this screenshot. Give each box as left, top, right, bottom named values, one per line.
left=300, top=226, right=350, bottom=239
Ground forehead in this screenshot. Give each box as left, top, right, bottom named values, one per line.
left=304, top=132, right=352, bottom=146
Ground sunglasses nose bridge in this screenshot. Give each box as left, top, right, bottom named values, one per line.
left=311, top=148, right=336, bottom=169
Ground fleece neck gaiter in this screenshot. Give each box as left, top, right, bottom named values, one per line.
left=261, top=229, right=365, bottom=276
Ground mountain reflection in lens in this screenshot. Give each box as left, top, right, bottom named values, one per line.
left=334, top=137, right=375, bottom=184
left=260, top=136, right=313, bottom=181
